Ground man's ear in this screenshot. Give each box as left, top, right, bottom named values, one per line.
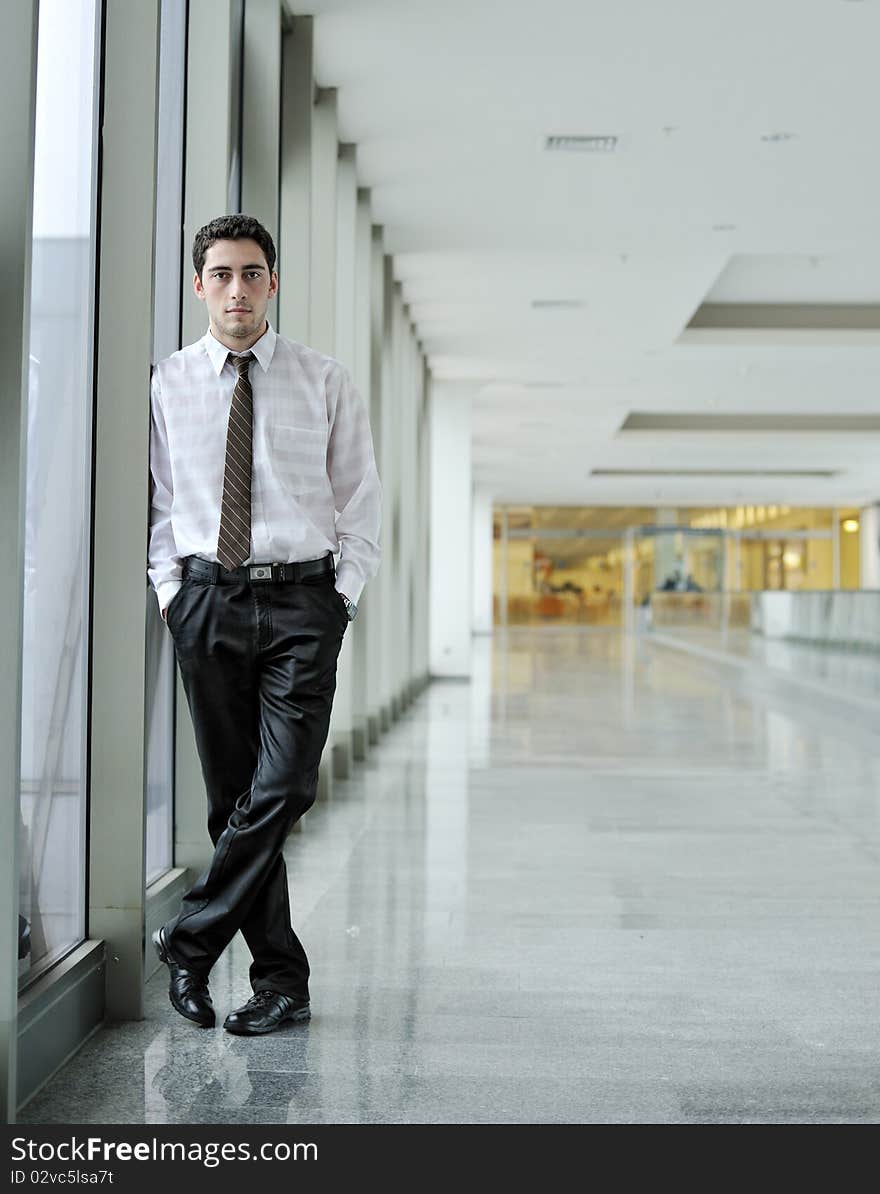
left=193, top=272, right=205, bottom=300
left=268, top=270, right=279, bottom=298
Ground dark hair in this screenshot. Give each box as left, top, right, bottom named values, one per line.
left=192, top=214, right=277, bottom=279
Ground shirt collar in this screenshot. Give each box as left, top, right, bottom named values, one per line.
left=203, top=321, right=277, bottom=377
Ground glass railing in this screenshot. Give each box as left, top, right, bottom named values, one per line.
left=751, top=590, right=880, bottom=651
left=644, top=589, right=880, bottom=652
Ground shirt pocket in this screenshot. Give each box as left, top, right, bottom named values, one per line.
left=270, top=424, right=328, bottom=496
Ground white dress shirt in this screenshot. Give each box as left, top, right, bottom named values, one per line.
left=148, top=323, right=381, bottom=613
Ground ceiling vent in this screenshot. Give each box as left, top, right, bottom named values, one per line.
left=544, top=135, right=618, bottom=153
left=621, top=413, right=880, bottom=433
left=591, top=468, right=836, bottom=479
left=531, top=299, right=585, bottom=310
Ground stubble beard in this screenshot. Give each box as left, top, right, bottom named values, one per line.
left=219, top=309, right=265, bottom=341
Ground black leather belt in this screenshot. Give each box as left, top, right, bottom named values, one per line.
left=182, top=553, right=335, bottom=585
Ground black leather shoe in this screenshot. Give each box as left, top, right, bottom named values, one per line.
left=152, top=927, right=215, bottom=1028
left=223, top=990, right=311, bottom=1035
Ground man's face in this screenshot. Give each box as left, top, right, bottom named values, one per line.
left=194, top=238, right=278, bottom=342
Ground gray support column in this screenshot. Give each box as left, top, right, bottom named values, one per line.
left=405, top=328, right=419, bottom=700
left=400, top=315, right=418, bottom=704
left=411, top=356, right=426, bottom=691
left=309, top=87, right=338, bottom=355
left=329, top=142, right=357, bottom=780
left=350, top=189, right=373, bottom=759
left=472, top=486, right=494, bottom=634
left=860, top=505, right=880, bottom=589
left=0, top=0, right=37, bottom=1124
left=366, top=228, right=388, bottom=742
left=334, top=146, right=357, bottom=368
left=308, top=85, right=338, bottom=799
left=182, top=0, right=235, bottom=344
left=392, top=299, right=407, bottom=712
left=413, top=334, right=427, bottom=692
left=418, top=360, right=432, bottom=689
left=90, top=0, right=162, bottom=1020
left=412, top=347, right=430, bottom=692
left=429, top=382, right=473, bottom=677
left=176, top=0, right=238, bottom=870
left=390, top=286, right=407, bottom=715
left=278, top=14, right=312, bottom=341
left=378, top=265, right=398, bottom=725
left=242, top=0, right=281, bottom=330
left=386, top=287, right=400, bottom=715
left=400, top=325, right=412, bottom=704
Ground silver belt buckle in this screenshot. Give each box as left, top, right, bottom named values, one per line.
left=249, top=564, right=273, bottom=581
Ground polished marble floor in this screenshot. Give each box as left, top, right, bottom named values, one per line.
left=19, top=628, right=880, bottom=1123
left=652, top=624, right=880, bottom=707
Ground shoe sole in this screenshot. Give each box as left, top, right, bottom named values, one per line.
left=223, top=1006, right=311, bottom=1035
left=152, top=928, right=215, bottom=1029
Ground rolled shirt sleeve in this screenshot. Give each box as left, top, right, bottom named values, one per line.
left=147, top=369, right=184, bottom=614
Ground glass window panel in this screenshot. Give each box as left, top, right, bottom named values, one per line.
left=145, top=0, right=187, bottom=887
left=19, top=0, right=99, bottom=986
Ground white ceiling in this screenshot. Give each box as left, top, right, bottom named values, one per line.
left=293, top=0, right=880, bottom=508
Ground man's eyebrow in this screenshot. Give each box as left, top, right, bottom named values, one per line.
left=208, top=263, right=266, bottom=272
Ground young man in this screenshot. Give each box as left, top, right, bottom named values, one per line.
left=147, top=214, right=381, bottom=1034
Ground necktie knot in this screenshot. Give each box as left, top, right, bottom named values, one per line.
left=228, top=351, right=253, bottom=376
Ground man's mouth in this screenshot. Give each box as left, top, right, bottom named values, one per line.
left=227, top=308, right=251, bottom=314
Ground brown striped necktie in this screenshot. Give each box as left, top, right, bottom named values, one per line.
left=216, top=351, right=254, bottom=571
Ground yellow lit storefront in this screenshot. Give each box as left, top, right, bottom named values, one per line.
left=493, top=505, right=862, bottom=626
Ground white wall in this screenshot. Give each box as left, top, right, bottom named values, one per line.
left=472, top=485, right=493, bottom=634
left=860, top=504, right=880, bottom=589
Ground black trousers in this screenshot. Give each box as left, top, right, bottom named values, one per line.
left=162, top=557, right=348, bottom=998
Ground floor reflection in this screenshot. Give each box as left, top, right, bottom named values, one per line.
left=19, top=627, right=880, bottom=1124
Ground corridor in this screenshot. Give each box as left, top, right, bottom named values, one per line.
left=19, top=629, right=880, bottom=1124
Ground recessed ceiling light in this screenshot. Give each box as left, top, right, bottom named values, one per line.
left=531, top=299, right=586, bottom=310
left=544, top=135, right=618, bottom=153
